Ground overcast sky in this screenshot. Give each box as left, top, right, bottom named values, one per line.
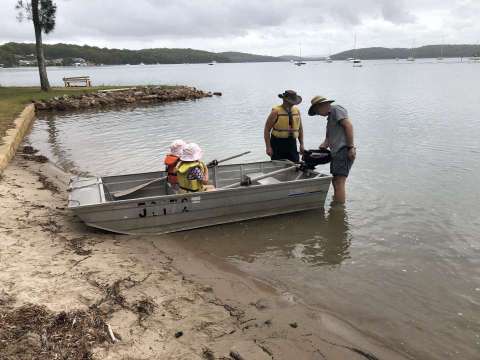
left=2, top=0, right=479, bottom=56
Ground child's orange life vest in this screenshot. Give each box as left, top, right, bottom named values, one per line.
left=164, top=154, right=180, bottom=184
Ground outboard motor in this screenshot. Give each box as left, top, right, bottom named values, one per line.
left=302, top=149, right=331, bottom=169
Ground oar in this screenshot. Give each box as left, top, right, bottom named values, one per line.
left=222, top=165, right=298, bottom=189
left=112, top=151, right=251, bottom=198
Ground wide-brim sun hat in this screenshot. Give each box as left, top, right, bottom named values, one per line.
left=278, top=90, right=302, bottom=105
left=180, top=142, right=203, bottom=162
left=308, top=96, right=335, bottom=116
left=169, top=139, right=186, bottom=157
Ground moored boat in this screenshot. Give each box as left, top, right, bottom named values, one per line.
left=68, top=160, right=331, bottom=235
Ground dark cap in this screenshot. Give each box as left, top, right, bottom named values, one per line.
left=278, top=90, right=302, bottom=105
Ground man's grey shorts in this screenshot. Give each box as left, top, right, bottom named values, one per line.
left=330, top=147, right=354, bottom=177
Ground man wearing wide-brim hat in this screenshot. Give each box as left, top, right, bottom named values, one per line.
left=308, top=96, right=356, bottom=204
left=264, top=90, right=305, bottom=162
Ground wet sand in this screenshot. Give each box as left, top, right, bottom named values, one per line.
left=0, top=153, right=410, bottom=359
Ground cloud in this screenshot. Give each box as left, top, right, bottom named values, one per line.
left=0, top=0, right=479, bottom=55
left=380, top=1, right=416, bottom=23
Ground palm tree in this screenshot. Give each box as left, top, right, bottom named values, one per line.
left=16, top=0, right=57, bottom=91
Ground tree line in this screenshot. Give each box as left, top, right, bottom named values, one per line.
left=332, top=45, right=480, bottom=60
left=0, top=42, right=285, bottom=67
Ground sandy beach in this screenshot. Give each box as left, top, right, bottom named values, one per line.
left=0, top=150, right=409, bottom=359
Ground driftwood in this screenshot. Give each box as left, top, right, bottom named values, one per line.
left=106, top=323, right=118, bottom=342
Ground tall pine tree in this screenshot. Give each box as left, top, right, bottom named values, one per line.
left=16, top=0, right=57, bottom=91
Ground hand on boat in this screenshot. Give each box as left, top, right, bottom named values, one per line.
left=207, top=159, right=219, bottom=167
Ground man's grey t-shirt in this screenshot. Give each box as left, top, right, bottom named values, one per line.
left=326, top=105, right=348, bottom=154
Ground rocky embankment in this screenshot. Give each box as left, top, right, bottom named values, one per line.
left=33, top=86, right=221, bottom=112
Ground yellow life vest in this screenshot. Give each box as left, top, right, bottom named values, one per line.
left=176, top=161, right=207, bottom=192
left=271, top=105, right=301, bottom=139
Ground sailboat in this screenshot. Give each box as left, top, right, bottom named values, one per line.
left=437, top=38, right=445, bottom=60
left=326, top=45, right=333, bottom=63
left=352, top=34, right=362, bottom=67
left=294, top=43, right=306, bottom=66
left=407, top=41, right=415, bottom=61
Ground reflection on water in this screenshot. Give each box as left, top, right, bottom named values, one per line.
left=24, top=61, right=480, bottom=359
left=176, top=205, right=351, bottom=268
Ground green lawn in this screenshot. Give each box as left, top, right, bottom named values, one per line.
left=0, top=86, right=128, bottom=141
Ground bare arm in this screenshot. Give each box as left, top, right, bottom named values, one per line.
left=202, top=167, right=209, bottom=184
left=320, top=125, right=329, bottom=149
left=340, top=118, right=356, bottom=160
left=319, top=138, right=328, bottom=149
left=298, top=119, right=305, bottom=153
left=264, top=110, right=277, bottom=156
left=340, top=118, right=354, bottom=147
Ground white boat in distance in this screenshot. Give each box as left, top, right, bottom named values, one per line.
left=294, top=43, right=307, bottom=66
left=208, top=60, right=217, bottom=65
left=352, top=34, right=362, bottom=67
left=68, top=160, right=332, bottom=235
left=352, top=59, right=362, bottom=67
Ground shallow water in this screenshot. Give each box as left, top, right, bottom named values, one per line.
left=5, top=59, right=480, bottom=358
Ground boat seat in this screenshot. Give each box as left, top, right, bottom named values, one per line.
left=246, top=172, right=282, bottom=185
left=257, top=177, right=281, bottom=185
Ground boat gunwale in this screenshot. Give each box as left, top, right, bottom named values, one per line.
left=68, top=168, right=332, bottom=210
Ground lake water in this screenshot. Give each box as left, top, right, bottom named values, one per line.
left=3, top=60, right=480, bottom=359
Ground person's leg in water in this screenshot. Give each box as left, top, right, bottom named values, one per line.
left=332, top=175, right=347, bottom=204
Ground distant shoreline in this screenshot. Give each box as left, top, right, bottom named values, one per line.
left=2, top=41, right=479, bottom=67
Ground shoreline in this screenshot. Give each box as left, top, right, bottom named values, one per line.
left=0, top=151, right=410, bottom=359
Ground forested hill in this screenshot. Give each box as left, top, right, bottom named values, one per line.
left=2, top=42, right=480, bottom=67
left=331, top=45, right=480, bottom=60
left=219, top=51, right=280, bottom=62
left=0, top=42, right=283, bottom=67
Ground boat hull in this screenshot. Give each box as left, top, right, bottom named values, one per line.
left=68, top=161, right=331, bottom=234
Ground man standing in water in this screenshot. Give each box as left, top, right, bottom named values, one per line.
left=308, top=96, right=356, bottom=204
left=264, top=90, right=304, bottom=162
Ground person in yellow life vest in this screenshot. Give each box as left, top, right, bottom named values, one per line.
left=163, top=139, right=186, bottom=192
left=264, top=90, right=304, bottom=162
left=176, top=143, right=211, bottom=193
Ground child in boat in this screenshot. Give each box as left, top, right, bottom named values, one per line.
left=176, top=143, right=213, bottom=192
left=164, top=139, right=186, bottom=192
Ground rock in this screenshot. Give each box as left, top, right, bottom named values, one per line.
left=174, top=330, right=183, bottom=338
left=142, top=95, right=158, bottom=100
left=70, top=100, right=81, bottom=110
left=230, top=351, right=245, bottom=360
left=98, top=98, right=109, bottom=106
left=30, top=87, right=212, bottom=114
left=213, top=92, right=222, bottom=96
left=55, top=102, right=67, bottom=111
left=79, top=100, right=91, bottom=108
left=22, top=146, right=38, bottom=155
left=34, top=101, right=47, bottom=110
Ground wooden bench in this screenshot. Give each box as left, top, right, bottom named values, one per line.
left=63, top=76, right=92, bottom=87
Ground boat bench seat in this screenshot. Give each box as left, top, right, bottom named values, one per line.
left=247, top=172, right=282, bottom=185
left=257, top=177, right=281, bottom=185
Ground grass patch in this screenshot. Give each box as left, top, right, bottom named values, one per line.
left=0, top=86, right=133, bottom=140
